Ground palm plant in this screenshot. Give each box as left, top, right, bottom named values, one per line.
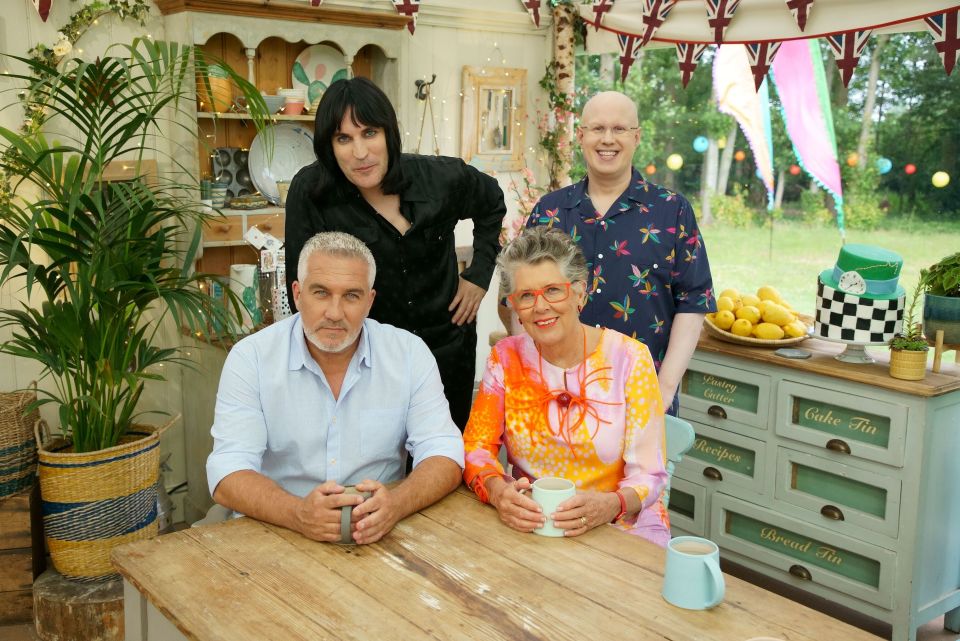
left=0, top=38, right=268, bottom=452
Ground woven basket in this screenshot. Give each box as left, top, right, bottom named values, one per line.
left=35, top=415, right=177, bottom=581
left=0, top=383, right=40, bottom=500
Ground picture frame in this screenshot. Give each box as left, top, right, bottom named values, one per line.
left=460, top=66, right=527, bottom=172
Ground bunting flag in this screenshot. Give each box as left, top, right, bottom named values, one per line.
left=676, top=42, right=709, bottom=87
left=638, top=0, right=679, bottom=47
left=704, top=0, right=741, bottom=43
left=618, top=33, right=643, bottom=82
left=744, top=41, right=781, bottom=90
left=521, top=0, right=542, bottom=27
left=924, top=8, right=960, bottom=76
left=785, top=0, right=814, bottom=32
left=592, top=0, right=615, bottom=31
left=771, top=39, right=845, bottom=236
left=825, top=30, right=872, bottom=87
left=32, top=0, right=52, bottom=21
left=714, top=45, right=776, bottom=207
left=393, top=0, right=420, bottom=34
left=310, top=0, right=322, bottom=5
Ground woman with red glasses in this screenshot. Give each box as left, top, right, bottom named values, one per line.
left=463, top=227, right=670, bottom=546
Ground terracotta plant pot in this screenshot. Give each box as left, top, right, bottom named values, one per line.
left=196, top=68, right=233, bottom=113
left=923, top=293, right=960, bottom=345
left=889, top=348, right=928, bottom=381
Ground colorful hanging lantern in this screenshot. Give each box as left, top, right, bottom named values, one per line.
left=789, top=164, right=801, bottom=175
left=645, top=164, right=657, bottom=175
left=932, top=171, right=951, bottom=188
left=905, top=164, right=917, bottom=175
left=846, top=152, right=859, bottom=167
left=876, top=157, right=892, bottom=174
left=734, top=150, right=746, bottom=161
left=693, top=136, right=709, bottom=153
left=666, top=153, right=684, bottom=170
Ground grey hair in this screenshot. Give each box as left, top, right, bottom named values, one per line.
left=297, top=231, right=377, bottom=287
left=497, top=226, right=589, bottom=293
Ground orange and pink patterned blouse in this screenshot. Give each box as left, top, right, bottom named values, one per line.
left=463, top=329, right=671, bottom=546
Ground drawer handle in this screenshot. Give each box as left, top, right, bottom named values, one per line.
left=260, top=224, right=272, bottom=231
left=825, top=439, right=851, bottom=455
left=702, top=467, right=723, bottom=481
left=216, top=224, right=230, bottom=234
left=820, top=504, right=845, bottom=521
left=707, top=405, right=727, bottom=420
left=789, top=564, right=812, bottom=581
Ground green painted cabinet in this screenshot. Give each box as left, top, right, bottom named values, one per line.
left=671, top=336, right=960, bottom=641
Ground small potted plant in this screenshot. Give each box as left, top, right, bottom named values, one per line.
left=889, top=287, right=929, bottom=381
left=920, top=251, right=960, bottom=346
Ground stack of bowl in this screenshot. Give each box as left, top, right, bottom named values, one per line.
left=260, top=92, right=285, bottom=115
left=278, top=88, right=306, bottom=116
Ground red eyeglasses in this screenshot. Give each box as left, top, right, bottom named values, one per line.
left=507, top=282, right=573, bottom=310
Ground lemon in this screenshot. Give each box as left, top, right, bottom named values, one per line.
left=706, top=312, right=716, bottom=322
left=761, top=303, right=793, bottom=327
left=754, top=322, right=786, bottom=340
left=736, top=305, right=762, bottom=325
left=741, top=293, right=761, bottom=308
left=730, top=318, right=753, bottom=337
left=784, top=320, right=808, bottom=338
left=757, top=285, right=783, bottom=303
left=717, top=296, right=736, bottom=313
left=719, top=288, right=741, bottom=302
left=713, top=309, right=736, bottom=330
left=758, top=299, right=776, bottom=316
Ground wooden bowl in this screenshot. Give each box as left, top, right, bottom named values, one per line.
left=703, top=313, right=814, bottom=348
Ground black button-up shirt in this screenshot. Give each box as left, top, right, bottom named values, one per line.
left=284, top=154, right=506, bottom=349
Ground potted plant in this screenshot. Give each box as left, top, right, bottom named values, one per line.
left=920, top=251, right=960, bottom=346
left=889, top=287, right=929, bottom=381
left=0, top=38, right=267, bottom=580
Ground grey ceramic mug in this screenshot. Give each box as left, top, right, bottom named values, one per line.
left=339, top=486, right=372, bottom=544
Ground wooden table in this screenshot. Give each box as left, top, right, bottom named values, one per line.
left=113, top=487, right=883, bottom=641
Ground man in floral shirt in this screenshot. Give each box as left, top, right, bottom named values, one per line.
left=526, top=91, right=715, bottom=415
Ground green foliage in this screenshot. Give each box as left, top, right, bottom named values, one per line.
left=920, top=251, right=960, bottom=297
left=889, top=288, right=928, bottom=351
left=797, top=190, right=834, bottom=225
left=842, top=166, right=887, bottom=230
left=710, top=189, right=759, bottom=227
left=0, top=39, right=269, bottom=452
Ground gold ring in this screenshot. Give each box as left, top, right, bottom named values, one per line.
left=579, top=516, right=587, bottom=527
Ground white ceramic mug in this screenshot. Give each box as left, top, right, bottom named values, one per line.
left=531, top=477, right=576, bottom=538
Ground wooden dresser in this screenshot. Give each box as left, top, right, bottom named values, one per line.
left=669, top=334, right=960, bottom=641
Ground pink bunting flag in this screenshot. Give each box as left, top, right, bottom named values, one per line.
left=924, top=8, right=960, bottom=76
left=592, top=0, right=615, bottom=31
left=521, top=0, right=542, bottom=27
left=676, top=42, right=709, bottom=87
left=744, top=41, right=781, bottom=90
left=638, top=0, right=678, bottom=47
left=393, top=0, right=420, bottom=34
left=704, top=0, right=741, bottom=43
left=825, top=30, right=872, bottom=87
left=618, top=33, right=642, bottom=83
left=785, top=0, right=814, bottom=32
left=32, top=0, right=52, bottom=21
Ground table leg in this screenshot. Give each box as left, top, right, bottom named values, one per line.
left=123, top=580, right=146, bottom=641
left=945, top=604, right=960, bottom=633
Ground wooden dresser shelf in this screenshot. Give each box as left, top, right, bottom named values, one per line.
left=155, top=0, right=411, bottom=30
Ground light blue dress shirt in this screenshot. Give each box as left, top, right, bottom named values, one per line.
left=206, top=314, right=465, bottom=500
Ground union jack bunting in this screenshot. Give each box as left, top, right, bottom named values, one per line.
left=521, top=0, right=543, bottom=27
left=618, top=33, right=643, bottom=83
left=676, top=42, right=709, bottom=87
left=592, top=0, right=615, bottom=31
left=744, top=41, right=781, bottom=90
left=704, top=0, right=741, bottom=43
left=32, top=0, right=52, bottom=21
left=393, top=0, right=420, bottom=34
left=825, top=30, right=872, bottom=87
left=785, top=0, right=814, bottom=32
left=924, top=8, right=960, bottom=76
left=310, top=0, right=322, bottom=5
left=638, top=0, right=679, bottom=47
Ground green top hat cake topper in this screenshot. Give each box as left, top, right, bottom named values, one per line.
left=820, top=244, right=905, bottom=300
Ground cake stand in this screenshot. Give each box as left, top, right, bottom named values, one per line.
left=816, top=335, right=888, bottom=363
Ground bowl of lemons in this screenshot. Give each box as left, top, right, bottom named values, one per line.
left=704, top=286, right=812, bottom=347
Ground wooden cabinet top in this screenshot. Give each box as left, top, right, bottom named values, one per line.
left=156, top=0, right=411, bottom=30
left=696, top=332, right=960, bottom=398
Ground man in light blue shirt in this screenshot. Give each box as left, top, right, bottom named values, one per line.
left=207, top=232, right=464, bottom=544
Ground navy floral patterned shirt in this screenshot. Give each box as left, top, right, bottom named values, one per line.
left=527, top=167, right=716, bottom=371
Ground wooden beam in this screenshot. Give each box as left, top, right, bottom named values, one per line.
left=155, top=0, right=411, bottom=30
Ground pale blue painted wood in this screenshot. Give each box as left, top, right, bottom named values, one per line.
left=663, top=415, right=695, bottom=509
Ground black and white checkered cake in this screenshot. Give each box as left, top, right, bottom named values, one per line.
left=815, top=280, right=904, bottom=344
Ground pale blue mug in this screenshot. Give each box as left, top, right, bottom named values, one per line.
left=661, top=536, right=725, bottom=609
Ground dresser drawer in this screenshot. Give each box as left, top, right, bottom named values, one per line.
left=773, top=448, right=901, bottom=542
left=246, top=212, right=284, bottom=238
left=711, top=494, right=896, bottom=609
left=775, top=381, right=908, bottom=467
left=680, top=361, right=771, bottom=430
left=202, top=215, right=244, bottom=243
left=677, top=422, right=767, bottom=499
left=667, top=477, right=707, bottom=537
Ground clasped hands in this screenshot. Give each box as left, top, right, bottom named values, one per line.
left=294, top=479, right=399, bottom=545
left=487, top=477, right=622, bottom=536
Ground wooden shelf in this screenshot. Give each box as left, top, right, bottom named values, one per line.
left=156, top=0, right=410, bottom=30
left=197, top=112, right=314, bottom=123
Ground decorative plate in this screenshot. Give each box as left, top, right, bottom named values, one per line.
left=703, top=313, right=814, bottom=347
left=291, top=44, right=348, bottom=106
left=247, top=123, right=315, bottom=204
